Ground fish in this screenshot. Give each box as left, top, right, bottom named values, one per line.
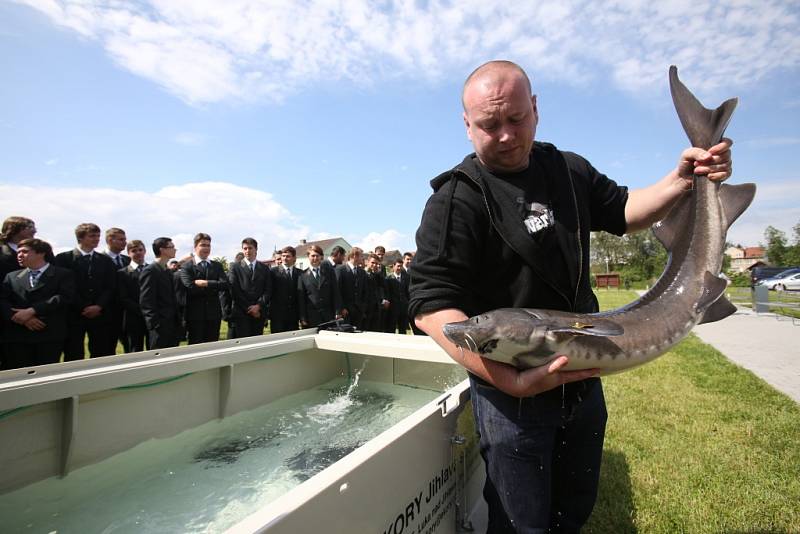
left=442, top=66, right=756, bottom=374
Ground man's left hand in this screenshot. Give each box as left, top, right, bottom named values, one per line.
left=676, top=138, right=732, bottom=188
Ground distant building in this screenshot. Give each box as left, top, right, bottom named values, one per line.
left=294, top=237, right=352, bottom=270
left=725, top=246, right=765, bottom=272
left=383, top=249, right=402, bottom=266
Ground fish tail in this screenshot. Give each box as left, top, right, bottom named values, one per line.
left=669, top=66, right=737, bottom=149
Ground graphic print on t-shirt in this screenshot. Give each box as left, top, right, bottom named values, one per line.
left=523, top=202, right=555, bottom=235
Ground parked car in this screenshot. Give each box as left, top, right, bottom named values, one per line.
left=759, top=269, right=800, bottom=291
left=751, top=266, right=799, bottom=286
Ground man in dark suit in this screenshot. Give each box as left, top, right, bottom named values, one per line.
left=117, top=239, right=148, bottom=352
left=403, top=251, right=425, bottom=335
left=167, top=258, right=186, bottom=342
left=322, top=245, right=345, bottom=277
left=1, top=239, right=75, bottom=369
left=139, top=237, right=180, bottom=349
left=55, top=223, right=117, bottom=360
left=386, top=259, right=410, bottom=334
left=102, top=227, right=130, bottom=353
left=1, top=217, right=38, bottom=281
left=178, top=233, right=228, bottom=345
left=0, top=216, right=39, bottom=368
left=227, top=237, right=271, bottom=338
left=374, top=246, right=393, bottom=332
left=335, top=247, right=368, bottom=330
left=269, top=246, right=300, bottom=333
left=363, top=253, right=386, bottom=331
left=298, top=245, right=342, bottom=328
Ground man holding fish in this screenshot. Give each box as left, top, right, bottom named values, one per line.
left=408, top=60, right=732, bottom=533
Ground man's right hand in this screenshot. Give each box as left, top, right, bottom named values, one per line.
left=509, top=356, right=599, bottom=398
left=23, top=317, right=46, bottom=331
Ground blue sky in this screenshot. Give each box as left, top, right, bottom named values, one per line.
left=1, top=0, right=799, bottom=261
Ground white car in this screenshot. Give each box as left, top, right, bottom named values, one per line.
left=761, top=271, right=800, bottom=291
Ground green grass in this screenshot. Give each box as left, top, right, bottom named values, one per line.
left=584, top=290, right=800, bottom=533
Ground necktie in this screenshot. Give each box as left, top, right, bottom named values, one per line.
left=249, top=262, right=255, bottom=280
left=29, top=269, right=41, bottom=287
left=313, top=267, right=319, bottom=281
left=115, top=255, right=123, bottom=268
left=136, top=264, right=143, bottom=273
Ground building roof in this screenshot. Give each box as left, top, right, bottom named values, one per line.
left=744, top=247, right=765, bottom=259
left=293, top=237, right=351, bottom=258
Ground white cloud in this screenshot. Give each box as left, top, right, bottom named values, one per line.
left=44, top=158, right=58, bottom=166
left=18, top=0, right=800, bottom=104
left=354, top=229, right=410, bottom=254
left=0, top=181, right=309, bottom=260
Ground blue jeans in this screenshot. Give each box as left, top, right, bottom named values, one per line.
left=470, top=376, right=607, bottom=533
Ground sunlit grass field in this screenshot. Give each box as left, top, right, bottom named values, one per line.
left=585, top=289, right=800, bottom=533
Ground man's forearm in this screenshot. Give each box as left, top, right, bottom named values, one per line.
left=624, top=170, right=689, bottom=234
left=415, top=308, right=519, bottom=391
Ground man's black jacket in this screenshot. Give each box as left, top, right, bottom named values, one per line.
left=409, top=142, right=628, bottom=320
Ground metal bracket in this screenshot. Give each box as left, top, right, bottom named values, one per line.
left=60, top=396, right=78, bottom=478
left=218, top=365, right=233, bottom=419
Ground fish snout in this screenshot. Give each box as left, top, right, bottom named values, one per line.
left=442, top=320, right=479, bottom=352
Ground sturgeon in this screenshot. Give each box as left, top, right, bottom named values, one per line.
left=442, top=66, right=756, bottom=374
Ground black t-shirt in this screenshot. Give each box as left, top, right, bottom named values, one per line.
left=492, top=158, right=572, bottom=293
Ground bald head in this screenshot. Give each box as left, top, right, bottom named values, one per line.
left=462, top=60, right=532, bottom=111
left=460, top=60, right=538, bottom=173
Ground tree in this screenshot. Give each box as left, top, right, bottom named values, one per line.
left=618, top=230, right=668, bottom=284
left=763, top=226, right=788, bottom=265
left=590, top=232, right=627, bottom=273
left=589, top=229, right=668, bottom=285
left=785, top=220, right=800, bottom=266
left=213, top=256, right=229, bottom=272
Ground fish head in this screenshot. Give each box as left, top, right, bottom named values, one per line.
left=442, top=309, right=555, bottom=365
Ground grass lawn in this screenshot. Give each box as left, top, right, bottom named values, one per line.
left=584, top=290, right=800, bottom=533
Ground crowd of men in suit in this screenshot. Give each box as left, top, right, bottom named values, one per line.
left=0, top=216, right=415, bottom=370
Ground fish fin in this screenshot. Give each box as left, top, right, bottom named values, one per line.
left=653, top=191, right=692, bottom=251
left=719, top=183, right=756, bottom=230
left=696, top=271, right=728, bottom=313
left=548, top=318, right=624, bottom=337
left=698, top=295, right=737, bottom=325
left=669, top=66, right=738, bottom=148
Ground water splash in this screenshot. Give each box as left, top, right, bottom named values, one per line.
left=346, top=359, right=368, bottom=397
left=307, top=359, right=369, bottom=422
